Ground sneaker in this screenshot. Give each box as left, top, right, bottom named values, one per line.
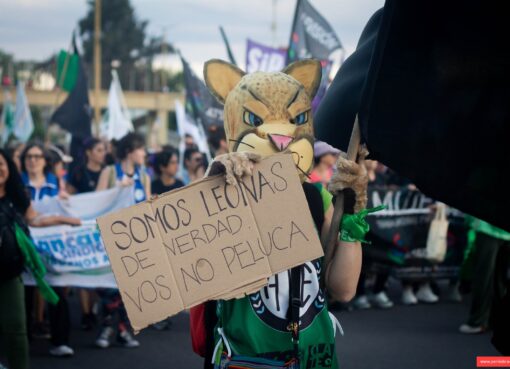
left=401, top=286, right=418, bottom=305
left=49, top=345, right=74, bottom=357
left=416, top=283, right=439, bottom=303
left=369, top=291, right=394, bottom=309
left=32, top=322, right=51, bottom=339
left=95, top=326, right=114, bottom=348
left=352, top=295, right=371, bottom=309
left=117, top=330, right=140, bottom=348
left=459, top=324, right=485, bottom=334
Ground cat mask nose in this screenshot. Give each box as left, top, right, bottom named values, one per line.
left=268, top=134, right=293, bottom=151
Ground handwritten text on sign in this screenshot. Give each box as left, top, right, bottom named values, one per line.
left=97, top=154, right=323, bottom=332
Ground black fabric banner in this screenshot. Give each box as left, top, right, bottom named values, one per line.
left=365, top=185, right=468, bottom=280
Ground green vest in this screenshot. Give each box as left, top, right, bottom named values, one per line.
left=215, top=185, right=339, bottom=368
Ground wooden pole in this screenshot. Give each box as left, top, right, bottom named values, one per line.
left=93, top=0, right=102, bottom=136
left=324, top=116, right=361, bottom=271
left=161, top=28, right=168, bottom=92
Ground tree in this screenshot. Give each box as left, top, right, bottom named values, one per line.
left=79, top=0, right=147, bottom=89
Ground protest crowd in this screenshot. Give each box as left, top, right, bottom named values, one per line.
left=1, top=1, right=510, bottom=369
left=1, top=129, right=509, bottom=368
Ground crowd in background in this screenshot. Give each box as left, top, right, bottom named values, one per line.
left=0, top=131, right=509, bottom=369
left=0, top=129, right=228, bottom=369
left=308, top=140, right=509, bottom=336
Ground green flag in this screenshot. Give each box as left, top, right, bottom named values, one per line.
left=56, top=50, right=79, bottom=92
left=1, top=90, right=14, bottom=144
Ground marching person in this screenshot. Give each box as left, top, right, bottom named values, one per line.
left=181, top=147, right=206, bottom=185
left=66, top=137, right=106, bottom=195
left=20, top=141, right=76, bottom=357
left=151, top=147, right=185, bottom=195
left=0, top=148, right=80, bottom=368
left=94, top=132, right=148, bottom=348
left=309, top=140, right=340, bottom=188
left=66, top=137, right=107, bottom=330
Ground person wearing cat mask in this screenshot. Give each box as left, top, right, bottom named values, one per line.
left=202, top=59, right=370, bottom=369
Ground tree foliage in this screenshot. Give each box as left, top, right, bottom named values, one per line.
left=79, top=0, right=147, bottom=89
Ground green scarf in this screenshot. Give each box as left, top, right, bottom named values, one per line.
left=14, top=223, right=59, bottom=305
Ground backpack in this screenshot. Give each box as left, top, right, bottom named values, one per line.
left=190, top=303, right=208, bottom=357
left=0, top=200, right=26, bottom=281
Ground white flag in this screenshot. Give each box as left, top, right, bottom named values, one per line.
left=174, top=99, right=211, bottom=175
left=13, top=82, right=34, bottom=142
left=101, top=70, right=133, bottom=140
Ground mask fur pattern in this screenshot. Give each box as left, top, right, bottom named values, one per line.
left=204, top=59, right=322, bottom=181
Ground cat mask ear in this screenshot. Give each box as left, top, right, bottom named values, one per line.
left=204, top=59, right=246, bottom=104
left=282, top=59, right=322, bottom=98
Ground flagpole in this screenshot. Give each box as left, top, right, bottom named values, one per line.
left=324, top=117, right=361, bottom=274
left=161, top=28, right=168, bottom=92
left=286, top=0, right=301, bottom=64
left=93, top=0, right=102, bottom=136
left=271, top=0, right=278, bottom=47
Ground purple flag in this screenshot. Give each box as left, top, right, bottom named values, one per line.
left=246, top=39, right=287, bottom=73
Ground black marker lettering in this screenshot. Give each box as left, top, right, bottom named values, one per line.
left=140, top=280, right=157, bottom=303
left=190, top=229, right=207, bottom=248
left=175, top=233, right=193, bottom=254
left=258, top=171, right=275, bottom=200
left=211, top=185, right=227, bottom=212
left=143, top=209, right=163, bottom=237
left=226, top=215, right=242, bottom=235
left=224, top=182, right=240, bottom=208
left=271, top=226, right=287, bottom=250
left=155, top=274, right=172, bottom=300
left=121, top=255, right=139, bottom=277
left=162, top=204, right=180, bottom=230
left=289, top=221, right=309, bottom=247
left=124, top=288, right=142, bottom=312
left=200, top=190, right=218, bottom=216
left=221, top=246, right=236, bottom=274
left=135, top=248, right=155, bottom=270
left=271, top=161, right=288, bottom=191
left=177, top=199, right=192, bottom=226
left=129, top=217, right=149, bottom=243
left=111, top=221, right=131, bottom=250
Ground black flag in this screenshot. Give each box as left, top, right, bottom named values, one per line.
left=287, top=0, right=342, bottom=63
left=315, top=1, right=510, bottom=232
left=181, top=57, right=223, bottom=130
left=50, top=52, right=92, bottom=138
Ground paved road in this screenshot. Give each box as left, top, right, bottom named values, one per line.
left=2, top=281, right=499, bottom=369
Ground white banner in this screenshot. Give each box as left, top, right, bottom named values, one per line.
left=25, top=187, right=135, bottom=287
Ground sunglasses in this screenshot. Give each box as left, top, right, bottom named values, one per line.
left=26, top=154, right=45, bottom=161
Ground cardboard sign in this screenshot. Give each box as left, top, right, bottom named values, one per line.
left=97, top=154, right=323, bottom=332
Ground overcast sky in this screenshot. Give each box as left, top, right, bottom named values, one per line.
left=0, top=0, right=384, bottom=73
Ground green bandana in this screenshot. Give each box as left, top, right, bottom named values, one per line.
left=339, top=205, right=386, bottom=243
